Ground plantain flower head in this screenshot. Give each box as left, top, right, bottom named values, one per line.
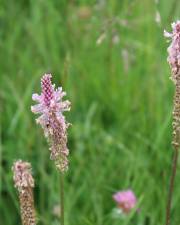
left=31, top=74, right=71, bottom=172
left=12, top=160, right=34, bottom=193
left=12, top=160, right=36, bottom=225
left=164, top=20, right=180, bottom=83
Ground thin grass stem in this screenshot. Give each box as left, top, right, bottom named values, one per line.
left=165, top=147, right=178, bottom=225
left=60, top=172, right=65, bottom=225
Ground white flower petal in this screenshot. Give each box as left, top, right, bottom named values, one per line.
left=164, top=30, right=172, bottom=38
left=32, top=93, right=42, bottom=102
left=31, top=104, right=44, bottom=114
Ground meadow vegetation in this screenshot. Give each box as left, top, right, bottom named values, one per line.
left=0, top=0, right=180, bottom=225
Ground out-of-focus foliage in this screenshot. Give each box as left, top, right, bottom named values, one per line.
left=0, top=0, right=180, bottom=225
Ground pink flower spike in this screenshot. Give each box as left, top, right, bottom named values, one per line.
left=31, top=73, right=71, bottom=172
left=12, top=160, right=36, bottom=225
left=164, top=20, right=180, bottom=83
left=12, top=160, right=34, bottom=192
left=113, top=189, right=137, bottom=214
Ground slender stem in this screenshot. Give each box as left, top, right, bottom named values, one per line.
left=60, top=172, right=64, bottom=225
left=165, top=147, right=178, bottom=225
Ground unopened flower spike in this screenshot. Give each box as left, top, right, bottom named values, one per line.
left=12, top=160, right=36, bottom=225
left=31, top=73, right=71, bottom=172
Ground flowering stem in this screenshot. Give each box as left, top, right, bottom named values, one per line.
left=60, top=172, right=65, bottom=225
left=165, top=147, right=178, bottom=225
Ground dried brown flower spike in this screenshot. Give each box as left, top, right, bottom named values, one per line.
left=12, top=160, right=36, bottom=225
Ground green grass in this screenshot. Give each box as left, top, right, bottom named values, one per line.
left=0, top=0, right=180, bottom=224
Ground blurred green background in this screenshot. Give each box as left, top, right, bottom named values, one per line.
left=0, top=0, right=180, bottom=224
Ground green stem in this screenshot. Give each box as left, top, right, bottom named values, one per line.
left=165, top=147, right=178, bottom=225
left=60, top=173, right=64, bottom=225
